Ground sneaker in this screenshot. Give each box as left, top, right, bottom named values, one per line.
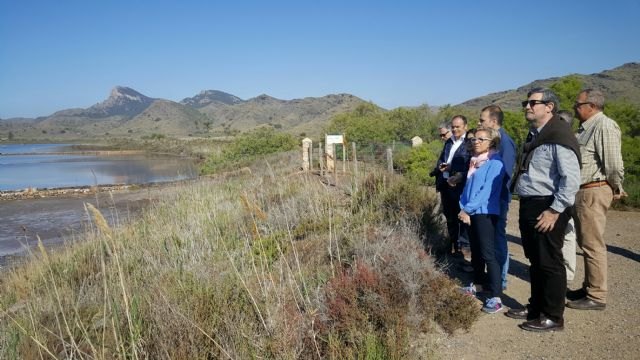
left=460, top=283, right=477, bottom=297
left=482, top=297, right=503, bottom=314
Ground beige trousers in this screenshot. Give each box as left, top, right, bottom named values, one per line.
left=574, top=186, right=613, bottom=303
left=562, top=218, right=576, bottom=281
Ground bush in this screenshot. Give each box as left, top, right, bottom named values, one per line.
left=394, top=141, right=443, bottom=186
left=201, top=127, right=298, bottom=174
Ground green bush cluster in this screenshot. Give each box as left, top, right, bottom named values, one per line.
left=201, top=127, right=298, bottom=174
left=325, top=103, right=440, bottom=145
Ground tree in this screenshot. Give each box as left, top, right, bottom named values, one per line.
left=326, top=103, right=395, bottom=145
left=606, top=101, right=640, bottom=137
left=502, top=110, right=529, bottom=147
left=550, top=75, right=583, bottom=111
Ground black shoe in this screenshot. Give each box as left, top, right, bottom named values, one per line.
left=566, top=288, right=587, bottom=301
left=566, top=297, right=606, bottom=311
left=505, top=307, right=529, bottom=320
left=519, top=315, right=564, bottom=332
left=505, top=305, right=538, bottom=320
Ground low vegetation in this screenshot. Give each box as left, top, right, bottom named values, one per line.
left=0, top=151, right=477, bottom=358
left=200, top=127, right=299, bottom=174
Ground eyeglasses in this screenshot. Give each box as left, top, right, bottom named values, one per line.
left=573, top=102, right=592, bottom=109
left=521, top=100, right=549, bottom=108
left=439, top=130, right=450, bottom=137
left=470, top=137, right=491, bottom=143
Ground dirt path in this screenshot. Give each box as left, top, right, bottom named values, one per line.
left=439, top=200, right=640, bottom=359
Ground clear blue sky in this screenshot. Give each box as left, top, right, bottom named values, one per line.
left=1, top=0, right=639, bottom=118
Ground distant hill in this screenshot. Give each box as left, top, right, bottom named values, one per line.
left=180, top=90, right=243, bottom=108
left=197, top=93, right=365, bottom=136
left=0, top=87, right=366, bottom=139
left=460, top=62, right=640, bottom=111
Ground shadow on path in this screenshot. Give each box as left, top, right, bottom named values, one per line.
left=607, top=244, right=640, bottom=263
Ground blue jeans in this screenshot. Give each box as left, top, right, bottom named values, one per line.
left=496, top=200, right=510, bottom=289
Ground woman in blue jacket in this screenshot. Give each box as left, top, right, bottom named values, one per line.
left=457, top=127, right=506, bottom=314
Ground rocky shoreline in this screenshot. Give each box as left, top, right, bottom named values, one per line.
left=0, top=180, right=193, bottom=201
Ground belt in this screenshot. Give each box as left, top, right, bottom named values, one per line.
left=519, top=195, right=554, bottom=201
left=580, top=180, right=609, bottom=189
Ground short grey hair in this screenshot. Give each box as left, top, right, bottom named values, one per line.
left=438, top=122, right=451, bottom=130
left=581, top=88, right=605, bottom=110
left=475, top=127, right=501, bottom=150
left=527, top=87, right=560, bottom=114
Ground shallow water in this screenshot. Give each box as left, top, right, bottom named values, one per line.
left=0, top=144, right=198, bottom=191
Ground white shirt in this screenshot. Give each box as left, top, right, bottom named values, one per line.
left=444, top=133, right=466, bottom=179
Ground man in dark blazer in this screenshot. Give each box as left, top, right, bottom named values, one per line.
left=434, top=115, right=472, bottom=255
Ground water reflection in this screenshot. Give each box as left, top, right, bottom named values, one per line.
left=0, top=144, right=198, bottom=191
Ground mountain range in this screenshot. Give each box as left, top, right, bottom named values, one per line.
left=0, top=86, right=365, bottom=139
left=1, top=62, right=638, bottom=140
left=461, top=62, right=640, bottom=110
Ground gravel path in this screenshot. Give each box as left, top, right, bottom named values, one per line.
left=439, top=200, right=640, bottom=359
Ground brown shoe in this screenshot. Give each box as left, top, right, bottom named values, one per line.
left=519, top=315, right=564, bottom=332
left=566, top=297, right=606, bottom=311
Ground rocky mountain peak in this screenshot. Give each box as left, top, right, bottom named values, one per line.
left=180, top=90, right=244, bottom=108
left=108, top=86, right=149, bottom=102
left=86, top=86, right=155, bottom=117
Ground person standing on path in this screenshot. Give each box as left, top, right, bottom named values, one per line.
left=457, top=127, right=506, bottom=313
left=433, top=116, right=472, bottom=256
left=558, top=110, right=578, bottom=282
left=566, top=89, right=626, bottom=310
left=506, top=88, right=581, bottom=332
left=478, top=105, right=517, bottom=290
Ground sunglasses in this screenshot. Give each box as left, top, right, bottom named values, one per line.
left=439, top=130, right=450, bottom=137
left=521, top=100, right=549, bottom=108
left=470, top=137, right=491, bottom=143
left=573, top=102, right=592, bottom=109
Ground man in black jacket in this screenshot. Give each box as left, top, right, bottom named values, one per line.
left=433, top=115, right=472, bottom=255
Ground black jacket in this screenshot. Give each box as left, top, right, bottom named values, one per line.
left=433, top=136, right=472, bottom=192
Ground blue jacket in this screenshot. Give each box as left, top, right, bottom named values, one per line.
left=459, top=153, right=506, bottom=216
left=499, top=127, right=517, bottom=183
left=499, top=127, right=517, bottom=205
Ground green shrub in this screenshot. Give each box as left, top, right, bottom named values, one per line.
left=201, top=127, right=298, bottom=174
left=394, top=141, right=443, bottom=186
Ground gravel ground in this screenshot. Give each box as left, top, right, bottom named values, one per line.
left=438, top=200, right=640, bottom=359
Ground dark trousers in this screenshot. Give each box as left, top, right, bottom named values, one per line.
left=519, top=196, right=570, bottom=322
left=440, top=186, right=467, bottom=252
left=469, top=214, right=500, bottom=298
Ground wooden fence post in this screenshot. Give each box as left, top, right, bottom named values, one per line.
left=332, top=143, right=338, bottom=185
left=319, top=142, right=324, bottom=176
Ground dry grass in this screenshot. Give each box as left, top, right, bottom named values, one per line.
left=0, top=151, right=477, bottom=359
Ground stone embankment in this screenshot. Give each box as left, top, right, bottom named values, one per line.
left=2, top=184, right=151, bottom=201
